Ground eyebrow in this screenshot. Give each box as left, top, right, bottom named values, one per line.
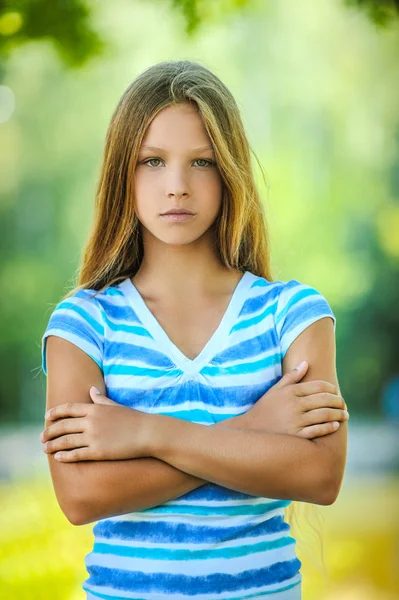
left=140, top=145, right=215, bottom=153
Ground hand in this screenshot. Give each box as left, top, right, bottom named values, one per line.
left=40, top=387, right=153, bottom=462
left=235, top=361, right=349, bottom=439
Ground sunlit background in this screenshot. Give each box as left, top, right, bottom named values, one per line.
left=0, top=0, right=398, bottom=598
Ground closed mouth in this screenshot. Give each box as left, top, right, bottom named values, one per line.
left=161, top=211, right=195, bottom=215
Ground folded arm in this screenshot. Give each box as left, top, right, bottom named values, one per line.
left=144, top=318, right=346, bottom=508
left=45, top=336, right=243, bottom=526
left=46, top=419, right=243, bottom=526
left=147, top=416, right=334, bottom=505
left=45, top=316, right=346, bottom=526
left=46, top=453, right=201, bottom=526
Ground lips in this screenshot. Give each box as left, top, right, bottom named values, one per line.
left=160, top=212, right=195, bottom=222
left=161, top=210, right=195, bottom=215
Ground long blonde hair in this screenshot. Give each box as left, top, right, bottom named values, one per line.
left=64, top=59, right=327, bottom=578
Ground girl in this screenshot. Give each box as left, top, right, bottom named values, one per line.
left=40, top=60, right=348, bottom=600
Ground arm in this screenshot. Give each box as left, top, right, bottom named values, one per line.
left=147, top=318, right=347, bottom=506
left=44, top=336, right=243, bottom=526
left=281, top=316, right=347, bottom=501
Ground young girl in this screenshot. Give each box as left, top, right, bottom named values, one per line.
left=40, top=60, right=348, bottom=600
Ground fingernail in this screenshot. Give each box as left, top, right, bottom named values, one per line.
left=295, top=361, right=307, bottom=370
left=40, top=432, right=44, bottom=442
left=90, top=386, right=101, bottom=394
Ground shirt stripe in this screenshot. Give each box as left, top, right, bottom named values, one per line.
left=41, top=272, right=335, bottom=598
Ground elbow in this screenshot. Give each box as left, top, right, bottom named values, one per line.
left=48, top=460, right=95, bottom=526
left=317, top=483, right=340, bottom=506
left=55, top=493, right=93, bottom=527
left=65, top=506, right=94, bottom=527
left=311, top=444, right=346, bottom=506
left=316, top=471, right=344, bottom=506
left=58, top=498, right=86, bottom=526
left=66, top=498, right=97, bottom=526
left=66, top=509, right=84, bottom=527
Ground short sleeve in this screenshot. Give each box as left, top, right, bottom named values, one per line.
left=275, top=279, right=336, bottom=359
left=41, top=290, right=105, bottom=376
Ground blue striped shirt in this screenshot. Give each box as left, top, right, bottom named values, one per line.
left=41, top=271, right=336, bottom=599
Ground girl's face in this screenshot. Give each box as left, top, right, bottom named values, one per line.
left=134, top=103, right=223, bottom=246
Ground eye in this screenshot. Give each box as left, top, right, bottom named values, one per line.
left=143, top=158, right=163, bottom=168
left=140, top=158, right=216, bottom=168
left=193, top=159, right=216, bottom=168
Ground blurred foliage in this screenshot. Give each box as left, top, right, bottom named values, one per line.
left=0, top=0, right=104, bottom=67
left=0, top=0, right=398, bottom=69
left=1, top=473, right=398, bottom=598
left=0, top=1, right=398, bottom=597
left=347, top=0, right=399, bottom=26
left=0, top=0, right=398, bottom=425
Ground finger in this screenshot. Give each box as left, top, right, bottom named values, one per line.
left=45, top=403, right=91, bottom=422
left=41, top=417, right=86, bottom=443
left=298, top=422, right=340, bottom=439
left=300, top=407, right=349, bottom=427
left=44, top=433, right=86, bottom=455
left=53, top=447, right=93, bottom=462
left=275, top=361, right=308, bottom=389
left=89, top=387, right=116, bottom=405
left=301, top=393, right=347, bottom=412
left=294, top=380, right=340, bottom=398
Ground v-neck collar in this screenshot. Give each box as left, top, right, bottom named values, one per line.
left=118, top=271, right=255, bottom=377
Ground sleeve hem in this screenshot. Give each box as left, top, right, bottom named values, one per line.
left=41, top=327, right=103, bottom=376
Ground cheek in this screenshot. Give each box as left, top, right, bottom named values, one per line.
left=203, top=177, right=223, bottom=214
left=134, top=170, right=154, bottom=197
left=134, top=174, right=159, bottom=219
left=196, top=169, right=223, bottom=200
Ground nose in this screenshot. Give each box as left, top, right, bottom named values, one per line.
left=166, top=166, right=190, bottom=200
left=168, top=192, right=188, bottom=200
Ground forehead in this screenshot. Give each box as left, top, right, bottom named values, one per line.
left=140, top=104, right=214, bottom=153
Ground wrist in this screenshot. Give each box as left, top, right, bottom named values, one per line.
left=144, top=413, right=175, bottom=458
left=144, top=413, right=249, bottom=459
left=214, top=413, right=267, bottom=433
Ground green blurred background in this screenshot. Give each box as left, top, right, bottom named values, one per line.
left=0, top=0, right=398, bottom=598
